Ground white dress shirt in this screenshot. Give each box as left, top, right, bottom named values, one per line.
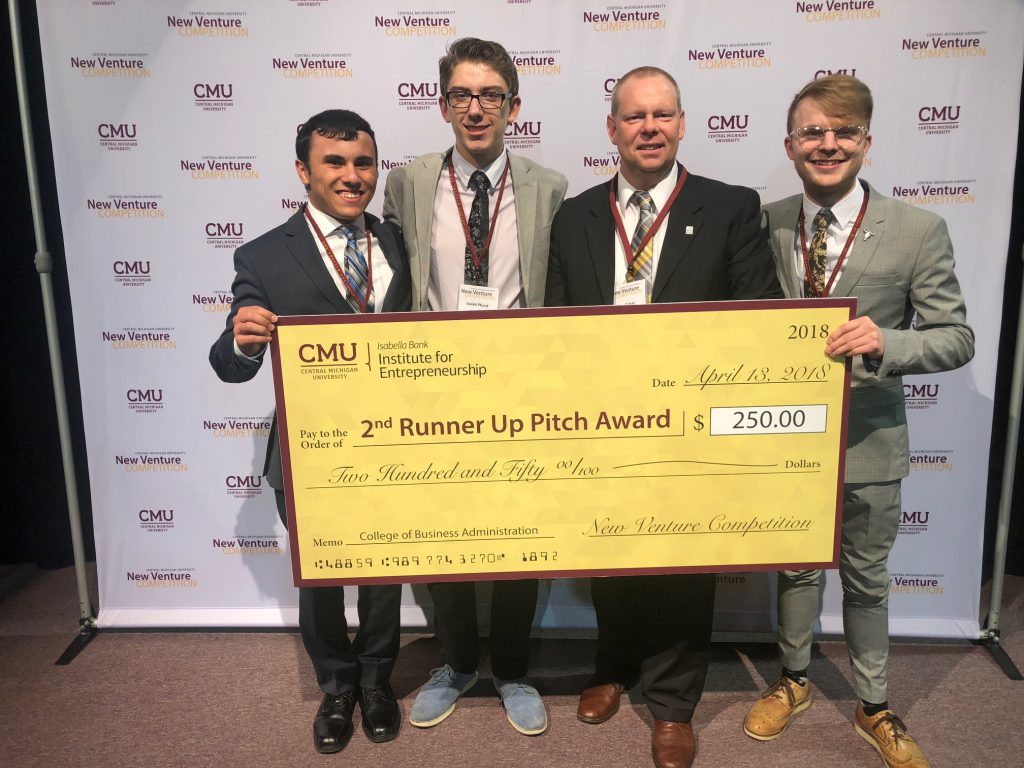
left=613, top=164, right=679, bottom=289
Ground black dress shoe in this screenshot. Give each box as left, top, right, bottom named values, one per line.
left=359, top=685, right=401, bottom=742
left=313, top=691, right=356, bottom=754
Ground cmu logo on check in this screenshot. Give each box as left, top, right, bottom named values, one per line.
left=299, top=343, right=358, bottom=364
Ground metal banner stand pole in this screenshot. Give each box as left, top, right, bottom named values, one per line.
left=8, top=0, right=97, bottom=664
left=982, top=243, right=1024, bottom=681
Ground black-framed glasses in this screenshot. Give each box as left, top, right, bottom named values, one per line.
left=444, top=90, right=513, bottom=110
left=789, top=124, right=868, bottom=148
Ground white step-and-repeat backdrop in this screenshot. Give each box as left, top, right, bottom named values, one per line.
left=35, top=0, right=1023, bottom=637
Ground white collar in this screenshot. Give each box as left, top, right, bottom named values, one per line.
left=801, top=179, right=864, bottom=228
left=616, top=164, right=679, bottom=214
left=451, top=146, right=509, bottom=191
left=305, top=201, right=366, bottom=236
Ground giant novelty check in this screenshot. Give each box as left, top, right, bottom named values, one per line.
left=270, top=299, right=854, bottom=586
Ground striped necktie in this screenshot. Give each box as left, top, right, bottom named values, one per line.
left=341, top=224, right=374, bottom=312
left=627, top=190, right=655, bottom=292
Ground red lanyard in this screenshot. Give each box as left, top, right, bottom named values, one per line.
left=798, top=187, right=869, bottom=298
left=303, top=203, right=373, bottom=313
left=448, top=151, right=510, bottom=270
left=609, top=166, right=688, bottom=277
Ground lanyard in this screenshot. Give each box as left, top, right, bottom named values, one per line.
left=303, top=203, right=373, bottom=313
left=447, top=150, right=510, bottom=270
left=609, top=166, right=688, bottom=278
left=798, top=187, right=870, bottom=298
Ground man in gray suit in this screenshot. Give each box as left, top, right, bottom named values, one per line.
left=742, top=75, right=974, bottom=768
left=382, top=37, right=567, bottom=735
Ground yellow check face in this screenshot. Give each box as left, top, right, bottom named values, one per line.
left=270, top=300, right=853, bottom=585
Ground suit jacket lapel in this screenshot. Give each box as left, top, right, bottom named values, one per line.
left=510, top=154, right=539, bottom=303
left=413, top=154, right=443, bottom=305
left=366, top=212, right=403, bottom=312
left=771, top=197, right=803, bottom=298
left=652, top=167, right=701, bottom=302
left=833, top=181, right=886, bottom=297
left=587, top=182, right=616, bottom=304
left=283, top=209, right=349, bottom=313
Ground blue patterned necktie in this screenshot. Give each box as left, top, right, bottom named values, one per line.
left=464, top=170, right=491, bottom=286
left=341, top=224, right=374, bottom=312
left=628, top=190, right=655, bottom=288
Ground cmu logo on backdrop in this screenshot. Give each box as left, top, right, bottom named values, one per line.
left=138, top=508, right=175, bottom=533
left=193, top=82, right=235, bottom=112
left=795, top=0, right=881, bottom=22
left=902, top=32, right=987, bottom=59
left=504, top=120, right=542, bottom=151
left=206, top=221, right=244, bottom=249
left=97, top=123, right=138, bottom=151
left=226, top=474, right=264, bottom=500
left=112, top=259, right=152, bottom=288
left=583, top=6, right=666, bottom=32
left=898, top=509, right=931, bottom=537
left=166, top=11, right=249, bottom=38
left=917, top=105, right=961, bottom=135
left=396, top=81, right=438, bottom=112
left=902, top=382, right=940, bottom=410
left=127, top=388, right=164, bottom=414
left=374, top=12, right=456, bottom=37
left=706, top=114, right=750, bottom=143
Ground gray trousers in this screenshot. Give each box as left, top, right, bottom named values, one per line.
left=777, top=480, right=901, bottom=704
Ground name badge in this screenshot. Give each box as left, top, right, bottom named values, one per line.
left=613, top=280, right=648, bottom=306
left=458, top=284, right=500, bottom=310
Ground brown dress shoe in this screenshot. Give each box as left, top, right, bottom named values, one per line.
left=652, top=720, right=696, bottom=768
left=743, top=676, right=811, bottom=740
left=854, top=705, right=931, bottom=768
left=577, top=682, right=624, bottom=723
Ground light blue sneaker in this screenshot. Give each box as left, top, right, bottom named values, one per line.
left=409, top=665, right=478, bottom=727
left=494, top=678, right=548, bottom=735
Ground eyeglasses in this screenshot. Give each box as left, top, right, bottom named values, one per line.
left=789, top=124, right=868, bottom=148
left=444, top=90, right=513, bottom=110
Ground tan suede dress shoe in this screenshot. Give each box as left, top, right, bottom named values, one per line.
left=577, top=682, right=624, bottom=723
left=743, top=676, right=811, bottom=740
left=854, top=705, right=931, bottom=768
left=652, top=720, right=696, bottom=768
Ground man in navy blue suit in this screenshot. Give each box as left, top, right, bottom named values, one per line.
left=209, top=109, right=411, bottom=754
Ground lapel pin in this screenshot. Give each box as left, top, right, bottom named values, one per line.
left=685, top=225, right=694, bottom=235
left=863, top=230, right=873, bottom=241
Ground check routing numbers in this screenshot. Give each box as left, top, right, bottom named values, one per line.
left=274, top=300, right=853, bottom=584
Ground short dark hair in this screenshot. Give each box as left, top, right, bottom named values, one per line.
left=786, top=75, right=873, bottom=133
left=438, top=37, right=519, bottom=97
left=295, top=109, right=377, bottom=165
left=610, top=66, right=682, bottom=115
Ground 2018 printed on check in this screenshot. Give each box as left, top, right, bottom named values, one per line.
left=270, top=299, right=855, bottom=586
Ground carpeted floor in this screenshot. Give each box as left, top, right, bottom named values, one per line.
left=1, top=565, right=1022, bottom=767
